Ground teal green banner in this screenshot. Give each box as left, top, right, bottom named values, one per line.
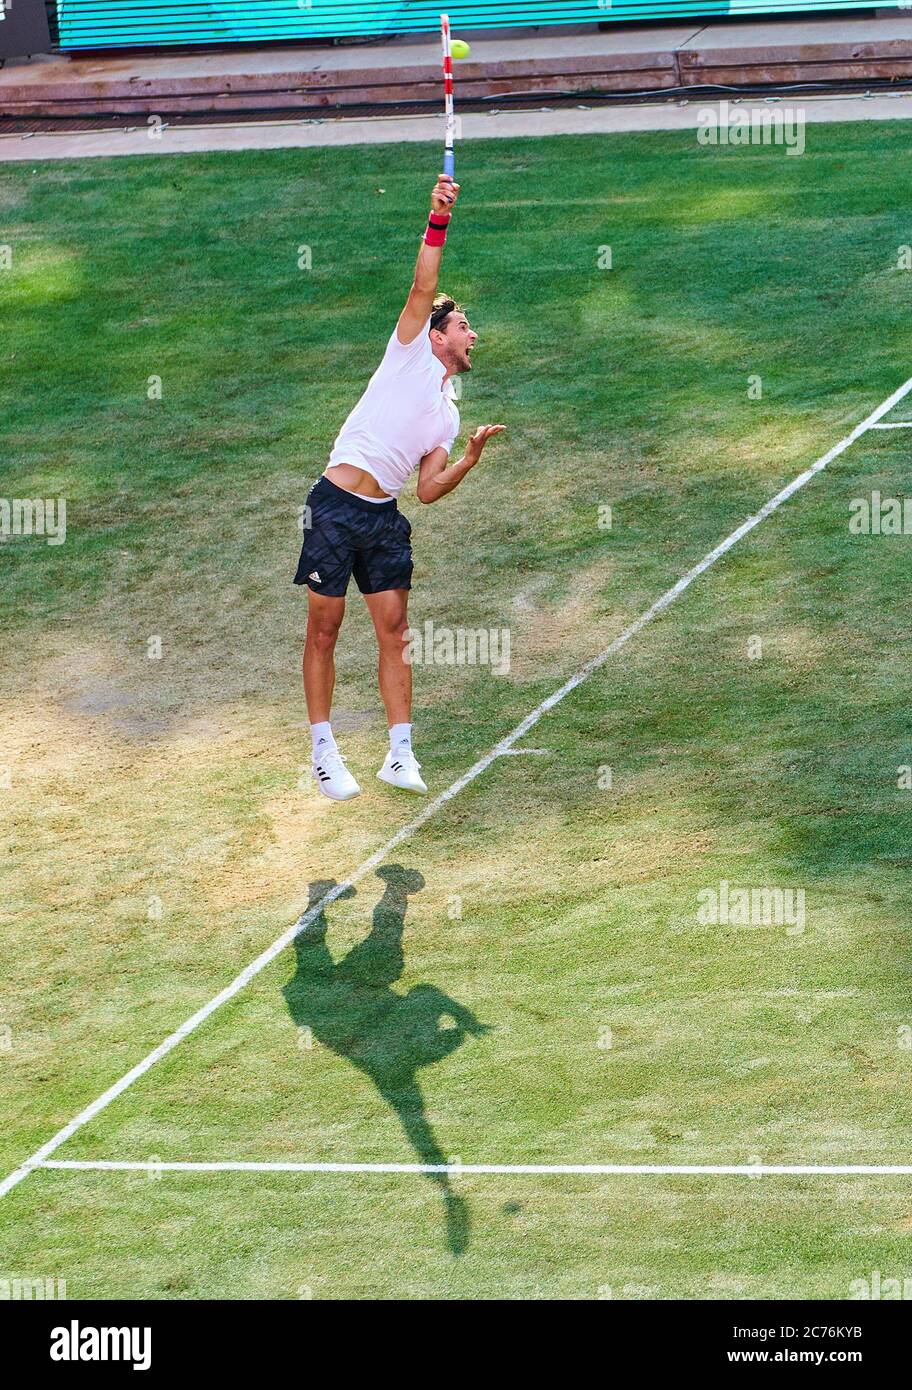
left=56, top=2, right=903, bottom=52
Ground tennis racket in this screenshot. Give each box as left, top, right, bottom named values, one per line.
left=440, top=13, right=456, bottom=180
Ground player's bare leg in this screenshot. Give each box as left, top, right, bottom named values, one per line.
left=364, top=588, right=427, bottom=794
left=303, top=590, right=344, bottom=722
left=303, top=591, right=360, bottom=801
left=364, top=588, right=411, bottom=725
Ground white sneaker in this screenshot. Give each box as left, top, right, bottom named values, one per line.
left=377, top=747, right=428, bottom=794
left=313, top=748, right=361, bottom=801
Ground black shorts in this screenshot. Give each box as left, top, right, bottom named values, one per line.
left=293, top=474, right=413, bottom=598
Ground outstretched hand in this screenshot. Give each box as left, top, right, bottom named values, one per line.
left=465, top=424, right=506, bottom=466
left=431, top=173, right=460, bottom=214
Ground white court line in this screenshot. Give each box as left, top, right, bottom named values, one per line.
left=38, top=1160, right=912, bottom=1177
left=2, top=374, right=911, bottom=1203
left=870, top=421, right=912, bottom=429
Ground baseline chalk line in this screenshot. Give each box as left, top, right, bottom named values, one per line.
left=36, top=1160, right=912, bottom=1177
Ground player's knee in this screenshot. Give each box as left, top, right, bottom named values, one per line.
left=307, top=616, right=342, bottom=653
left=377, top=615, right=410, bottom=647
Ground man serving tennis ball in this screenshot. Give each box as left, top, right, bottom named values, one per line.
left=294, top=173, right=506, bottom=801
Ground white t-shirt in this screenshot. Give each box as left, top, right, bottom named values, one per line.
left=327, top=317, right=460, bottom=499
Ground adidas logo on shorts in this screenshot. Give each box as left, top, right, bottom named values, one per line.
left=309, top=570, right=321, bottom=583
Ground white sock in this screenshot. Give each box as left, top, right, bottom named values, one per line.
left=390, top=722, right=412, bottom=753
left=311, top=721, right=337, bottom=759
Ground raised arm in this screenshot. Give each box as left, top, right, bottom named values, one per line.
left=416, top=426, right=506, bottom=504
left=396, top=174, right=460, bottom=346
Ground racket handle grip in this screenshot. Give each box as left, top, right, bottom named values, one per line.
left=443, top=149, right=455, bottom=179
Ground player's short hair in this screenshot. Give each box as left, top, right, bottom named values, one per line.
left=430, top=294, right=463, bottom=332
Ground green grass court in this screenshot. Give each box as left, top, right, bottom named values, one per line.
left=2, top=123, right=912, bottom=1298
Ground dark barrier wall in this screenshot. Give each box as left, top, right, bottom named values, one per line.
left=2, top=0, right=52, bottom=58
left=55, top=2, right=905, bottom=53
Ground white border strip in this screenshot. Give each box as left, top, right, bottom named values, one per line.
left=38, top=1160, right=912, bottom=1176
left=870, top=421, right=912, bottom=429
left=8, top=94, right=912, bottom=166
left=3, top=374, right=910, bottom=1204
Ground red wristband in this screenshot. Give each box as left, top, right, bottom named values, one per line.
left=424, top=211, right=451, bottom=247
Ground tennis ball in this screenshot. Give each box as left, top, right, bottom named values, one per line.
left=451, top=38, right=470, bottom=59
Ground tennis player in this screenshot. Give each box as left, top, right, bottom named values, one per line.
left=294, top=173, right=505, bottom=801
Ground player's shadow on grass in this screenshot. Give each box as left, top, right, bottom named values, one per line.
left=283, top=867, right=489, bottom=1256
